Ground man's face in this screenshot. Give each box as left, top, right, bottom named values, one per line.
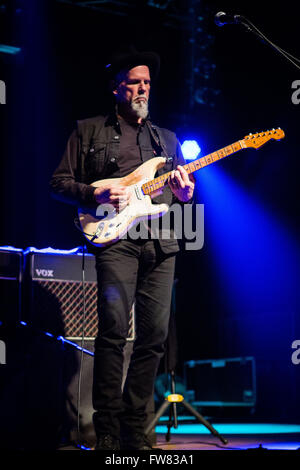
left=113, top=65, right=151, bottom=109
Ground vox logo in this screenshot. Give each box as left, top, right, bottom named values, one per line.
left=35, top=269, right=54, bottom=278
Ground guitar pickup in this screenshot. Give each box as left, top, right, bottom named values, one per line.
left=134, top=185, right=142, bottom=200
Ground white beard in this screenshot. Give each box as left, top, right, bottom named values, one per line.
left=131, top=99, right=149, bottom=120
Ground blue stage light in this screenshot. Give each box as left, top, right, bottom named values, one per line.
left=181, top=140, right=201, bottom=160
left=18, top=322, right=94, bottom=356
left=76, top=444, right=92, bottom=451
left=155, top=422, right=300, bottom=435
left=57, top=336, right=94, bottom=356
left=198, top=165, right=300, bottom=336
left=0, top=44, right=21, bottom=55
left=24, top=246, right=85, bottom=256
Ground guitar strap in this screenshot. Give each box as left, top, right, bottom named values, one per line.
left=146, top=120, right=174, bottom=165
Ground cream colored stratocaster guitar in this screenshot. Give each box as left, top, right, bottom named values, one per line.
left=78, top=128, right=285, bottom=246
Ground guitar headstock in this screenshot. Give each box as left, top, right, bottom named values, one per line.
left=244, top=128, right=285, bottom=149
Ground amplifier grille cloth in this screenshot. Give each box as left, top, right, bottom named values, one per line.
left=36, top=280, right=134, bottom=340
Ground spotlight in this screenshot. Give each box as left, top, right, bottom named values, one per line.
left=181, top=140, right=201, bottom=160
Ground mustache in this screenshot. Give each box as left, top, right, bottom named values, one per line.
left=133, top=96, right=148, bottom=103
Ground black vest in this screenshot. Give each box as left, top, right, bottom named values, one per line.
left=76, top=114, right=178, bottom=209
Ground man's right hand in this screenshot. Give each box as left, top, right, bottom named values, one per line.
left=94, top=184, right=131, bottom=212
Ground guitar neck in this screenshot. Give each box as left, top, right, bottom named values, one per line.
left=142, top=139, right=245, bottom=195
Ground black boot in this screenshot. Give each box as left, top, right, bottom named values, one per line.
left=121, top=433, right=153, bottom=450
left=95, top=434, right=120, bottom=450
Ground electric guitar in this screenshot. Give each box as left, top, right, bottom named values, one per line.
left=78, top=128, right=285, bottom=246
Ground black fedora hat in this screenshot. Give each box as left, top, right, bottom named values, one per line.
left=105, top=45, right=160, bottom=81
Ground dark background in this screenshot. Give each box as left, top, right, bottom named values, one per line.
left=0, top=0, right=299, bottom=424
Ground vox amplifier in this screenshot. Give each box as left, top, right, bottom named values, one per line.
left=22, top=247, right=135, bottom=341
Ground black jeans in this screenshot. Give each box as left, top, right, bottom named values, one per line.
left=92, top=239, right=176, bottom=439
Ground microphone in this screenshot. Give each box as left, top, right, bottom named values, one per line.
left=214, top=11, right=243, bottom=27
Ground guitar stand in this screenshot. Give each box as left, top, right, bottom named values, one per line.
left=145, top=370, right=228, bottom=445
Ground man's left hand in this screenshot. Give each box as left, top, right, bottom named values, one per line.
left=168, top=165, right=195, bottom=202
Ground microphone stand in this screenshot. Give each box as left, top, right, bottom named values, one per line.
left=145, top=368, right=228, bottom=445
left=145, top=281, right=228, bottom=446
left=236, top=15, right=300, bottom=71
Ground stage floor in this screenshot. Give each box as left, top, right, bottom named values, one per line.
left=57, top=422, right=300, bottom=452
left=153, top=422, right=300, bottom=451
left=153, top=421, right=300, bottom=451
left=155, top=433, right=300, bottom=451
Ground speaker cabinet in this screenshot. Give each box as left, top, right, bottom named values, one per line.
left=0, top=246, right=23, bottom=326
left=22, top=247, right=135, bottom=340
left=0, top=247, right=154, bottom=449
